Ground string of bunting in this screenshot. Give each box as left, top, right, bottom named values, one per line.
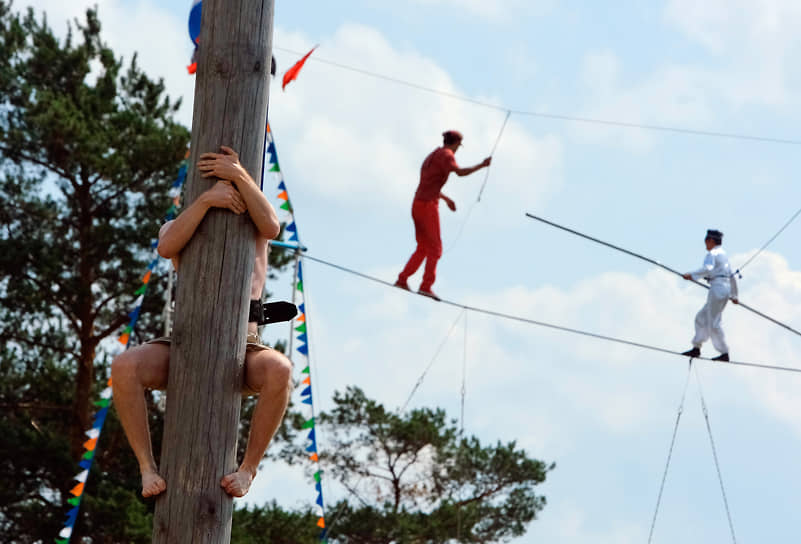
left=268, top=123, right=328, bottom=541
left=55, top=160, right=188, bottom=543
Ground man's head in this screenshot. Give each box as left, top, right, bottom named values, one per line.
left=442, top=130, right=463, bottom=150
left=705, top=229, right=723, bottom=249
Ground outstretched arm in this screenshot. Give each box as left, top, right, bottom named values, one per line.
left=439, top=192, right=456, bottom=211
left=197, top=146, right=280, bottom=239
left=454, top=156, right=492, bottom=177
left=157, top=181, right=247, bottom=261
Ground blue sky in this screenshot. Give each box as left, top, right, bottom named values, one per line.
left=23, top=1, right=801, bottom=542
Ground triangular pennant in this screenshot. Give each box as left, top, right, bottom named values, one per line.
left=78, top=460, right=92, bottom=471
left=81, top=450, right=95, bottom=461
left=134, top=284, right=147, bottom=295
left=286, top=222, right=297, bottom=233
left=151, top=239, right=159, bottom=249
left=302, top=376, right=311, bottom=385
left=92, top=399, right=110, bottom=408
left=314, top=471, right=321, bottom=482
left=128, top=306, right=142, bottom=321
left=100, top=387, right=112, bottom=399
left=55, top=539, right=69, bottom=544
left=69, top=482, right=85, bottom=497
left=310, top=452, right=319, bottom=462
left=296, top=281, right=304, bottom=292
left=302, top=366, right=310, bottom=374
left=300, top=385, right=312, bottom=397
left=83, top=437, right=98, bottom=451
left=296, top=333, right=308, bottom=344
left=302, top=396, right=313, bottom=405
left=296, top=344, right=308, bottom=356
left=299, top=302, right=306, bottom=314
left=316, top=493, right=324, bottom=507
left=65, top=506, right=79, bottom=526
left=269, top=161, right=280, bottom=172
left=295, top=323, right=307, bottom=333
left=148, top=258, right=159, bottom=270
left=315, top=482, right=322, bottom=493
left=320, top=529, right=328, bottom=541
left=306, top=441, right=317, bottom=453
left=118, top=332, right=130, bottom=345
left=85, top=428, right=100, bottom=439
left=307, top=428, right=316, bottom=443
left=302, top=417, right=315, bottom=429
left=278, top=181, right=287, bottom=191
left=130, top=295, right=144, bottom=309
left=280, top=201, right=291, bottom=211
left=68, top=497, right=81, bottom=507
left=123, top=324, right=133, bottom=334
left=74, top=470, right=89, bottom=483
left=277, top=190, right=289, bottom=201
left=297, top=264, right=304, bottom=283
left=317, top=517, right=325, bottom=529
left=93, top=406, right=110, bottom=426
left=58, top=527, right=73, bottom=539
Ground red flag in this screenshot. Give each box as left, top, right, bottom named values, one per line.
left=282, top=46, right=317, bottom=91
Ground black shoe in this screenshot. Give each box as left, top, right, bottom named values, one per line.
left=418, top=289, right=441, bottom=302
left=681, top=347, right=701, bottom=358
left=711, top=353, right=729, bottom=362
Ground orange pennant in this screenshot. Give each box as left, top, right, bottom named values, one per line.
left=118, top=333, right=130, bottom=345
left=277, top=191, right=288, bottom=200
left=297, top=314, right=306, bottom=323
left=107, top=377, right=112, bottom=387
left=70, top=482, right=85, bottom=497
left=302, top=376, right=311, bottom=385
left=83, top=437, right=98, bottom=451
left=317, top=517, right=325, bottom=528
left=142, top=271, right=152, bottom=284
left=309, top=453, right=319, bottom=462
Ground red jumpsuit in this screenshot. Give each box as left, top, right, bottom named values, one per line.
left=397, top=147, right=459, bottom=291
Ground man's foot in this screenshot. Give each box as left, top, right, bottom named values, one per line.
left=681, top=347, right=701, bottom=358
left=394, top=279, right=410, bottom=291
left=141, top=470, right=166, bottom=498
left=221, top=468, right=255, bottom=497
left=711, top=353, right=730, bottom=362
left=418, top=288, right=441, bottom=301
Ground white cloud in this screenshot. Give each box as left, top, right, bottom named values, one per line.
left=407, top=0, right=554, bottom=22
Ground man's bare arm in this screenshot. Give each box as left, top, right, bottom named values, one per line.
left=157, top=181, right=246, bottom=260
left=454, top=156, right=492, bottom=177
left=197, top=146, right=280, bottom=239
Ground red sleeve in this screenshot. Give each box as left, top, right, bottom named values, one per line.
left=441, top=149, right=458, bottom=172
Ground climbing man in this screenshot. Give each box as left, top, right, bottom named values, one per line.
left=111, top=146, right=293, bottom=498
left=680, top=229, right=739, bottom=361
left=394, top=130, right=491, bottom=301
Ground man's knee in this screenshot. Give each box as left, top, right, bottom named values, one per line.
left=111, top=351, right=137, bottom=385
left=247, top=351, right=293, bottom=393
left=111, top=345, right=169, bottom=390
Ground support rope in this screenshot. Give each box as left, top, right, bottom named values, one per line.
left=736, top=203, right=801, bottom=275
left=694, top=366, right=738, bottom=543
left=648, top=362, right=693, bottom=543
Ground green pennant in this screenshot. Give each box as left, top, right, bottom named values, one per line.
left=134, top=284, right=147, bottom=295
left=301, top=365, right=310, bottom=374
left=280, top=201, right=291, bottom=211
left=296, top=281, right=303, bottom=292
left=93, top=398, right=110, bottom=408
left=295, top=323, right=307, bottom=333
left=82, top=450, right=95, bottom=461
left=55, top=539, right=69, bottom=544
left=269, top=161, right=280, bottom=172
left=302, top=417, right=315, bottom=429
left=166, top=204, right=177, bottom=215
left=68, top=497, right=80, bottom=506
left=314, top=471, right=321, bottom=482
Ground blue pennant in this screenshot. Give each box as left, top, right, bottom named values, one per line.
left=320, top=528, right=328, bottom=541
left=296, top=344, right=308, bottom=356
left=300, top=385, right=311, bottom=397
left=79, top=459, right=92, bottom=470
left=302, top=396, right=313, bottom=405
left=147, top=258, right=159, bottom=270
left=297, top=333, right=308, bottom=344
left=316, top=493, right=324, bottom=507
left=128, top=306, right=142, bottom=321
left=297, top=261, right=304, bottom=282
left=93, top=406, right=110, bottom=427
left=286, top=222, right=297, bottom=233
left=278, top=180, right=287, bottom=191
left=315, top=482, right=322, bottom=493
left=307, top=428, right=316, bottom=442
left=305, top=441, right=317, bottom=453
left=65, top=506, right=79, bottom=527
left=299, top=302, right=306, bottom=314
left=150, top=239, right=158, bottom=249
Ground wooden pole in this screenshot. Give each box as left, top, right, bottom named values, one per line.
left=152, top=1, right=274, bottom=542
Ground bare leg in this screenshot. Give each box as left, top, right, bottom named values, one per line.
left=220, top=349, right=293, bottom=497
left=111, top=343, right=170, bottom=497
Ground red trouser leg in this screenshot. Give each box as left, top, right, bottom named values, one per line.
left=398, top=200, right=442, bottom=288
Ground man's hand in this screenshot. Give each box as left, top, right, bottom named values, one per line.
left=203, top=180, right=247, bottom=215
left=731, top=297, right=739, bottom=304
left=197, top=146, right=249, bottom=187
left=481, top=156, right=492, bottom=168
left=440, top=194, right=457, bottom=212
left=682, top=273, right=691, bottom=280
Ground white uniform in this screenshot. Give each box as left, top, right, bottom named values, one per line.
left=688, top=246, right=738, bottom=353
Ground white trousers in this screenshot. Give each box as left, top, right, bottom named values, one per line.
left=691, top=281, right=730, bottom=353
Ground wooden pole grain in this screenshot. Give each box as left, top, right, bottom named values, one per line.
left=153, top=1, right=274, bottom=542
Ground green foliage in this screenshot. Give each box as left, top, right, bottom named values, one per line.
left=232, top=502, right=320, bottom=544
left=279, top=386, right=555, bottom=543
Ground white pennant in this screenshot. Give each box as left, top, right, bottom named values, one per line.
left=59, top=526, right=73, bottom=538
left=100, top=387, right=112, bottom=399
left=85, top=428, right=100, bottom=439
left=74, top=470, right=89, bottom=483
